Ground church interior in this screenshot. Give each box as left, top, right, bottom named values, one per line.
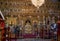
left=0, top=0, right=60, bottom=41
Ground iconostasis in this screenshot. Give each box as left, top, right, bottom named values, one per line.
left=5, top=14, right=57, bottom=33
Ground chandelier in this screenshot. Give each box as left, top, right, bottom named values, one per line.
left=31, top=0, right=45, bottom=9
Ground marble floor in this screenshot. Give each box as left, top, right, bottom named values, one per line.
left=6, top=38, right=51, bottom=41
left=17, top=38, right=51, bottom=41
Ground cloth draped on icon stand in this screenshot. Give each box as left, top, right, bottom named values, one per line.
left=0, top=20, right=5, bottom=41
left=57, top=20, right=60, bottom=41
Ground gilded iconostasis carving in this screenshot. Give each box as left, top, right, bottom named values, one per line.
left=0, top=0, right=59, bottom=40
